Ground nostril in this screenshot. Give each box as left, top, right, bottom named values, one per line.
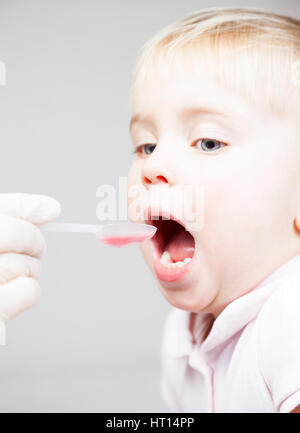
left=156, top=175, right=168, bottom=183
left=143, top=175, right=168, bottom=184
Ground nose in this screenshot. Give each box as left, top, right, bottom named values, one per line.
left=141, top=155, right=176, bottom=188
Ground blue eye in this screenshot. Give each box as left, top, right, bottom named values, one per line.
left=193, top=138, right=227, bottom=152
left=131, top=138, right=227, bottom=156
left=132, top=143, right=156, bottom=155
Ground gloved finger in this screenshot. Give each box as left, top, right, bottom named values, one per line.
left=0, top=276, right=40, bottom=320
left=0, top=253, right=42, bottom=284
left=0, top=214, right=47, bottom=258
left=0, top=193, right=61, bottom=224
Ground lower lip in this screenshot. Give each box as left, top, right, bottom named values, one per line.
left=152, top=243, right=194, bottom=282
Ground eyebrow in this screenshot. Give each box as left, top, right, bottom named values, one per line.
left=129, top=105, right=235, bottom=133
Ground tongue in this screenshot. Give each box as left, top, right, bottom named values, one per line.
left=165, top=230, right=195, bottom=262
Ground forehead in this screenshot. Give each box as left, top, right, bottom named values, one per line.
left=130, top=39, right=300, bottom=131
left=130, top=55, right=257, bottom=130
left=132, top=55, right=222, bottom=104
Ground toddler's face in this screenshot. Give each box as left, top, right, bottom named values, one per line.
left=127, top=56, right=300, bottom=317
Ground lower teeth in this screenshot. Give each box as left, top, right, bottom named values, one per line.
left=160, top=250, right=192, bottom=268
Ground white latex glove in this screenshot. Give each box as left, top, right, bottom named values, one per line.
left=0, top=193, right=61, bottom=345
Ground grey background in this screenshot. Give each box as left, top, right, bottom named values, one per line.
left=0, top=0, right=299, bottom=413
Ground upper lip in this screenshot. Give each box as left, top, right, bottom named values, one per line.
left=143, top=206, right=188, bottom=230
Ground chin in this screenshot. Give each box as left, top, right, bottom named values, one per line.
left=158, top=281, right=216, bottom=313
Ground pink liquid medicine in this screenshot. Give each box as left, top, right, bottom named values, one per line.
left=98, top=233, right=154, bottom=247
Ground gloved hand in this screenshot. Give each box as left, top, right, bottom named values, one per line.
left=0, top=193, right=61, bottom=344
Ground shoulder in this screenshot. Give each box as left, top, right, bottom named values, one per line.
left=255, top=276, right=300, bottom=411
left=256, top=275, right=300, bottom=340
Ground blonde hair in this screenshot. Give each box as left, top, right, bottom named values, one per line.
left=129, top=6, right=300, bottom=118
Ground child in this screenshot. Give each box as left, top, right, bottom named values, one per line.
left=127, top=7, right=300, bottom=412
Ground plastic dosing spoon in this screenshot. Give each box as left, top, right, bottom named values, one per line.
left=40, top=222, right=157, bottom=246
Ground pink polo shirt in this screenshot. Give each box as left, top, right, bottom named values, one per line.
left=160, top=254, right=300, bottom=413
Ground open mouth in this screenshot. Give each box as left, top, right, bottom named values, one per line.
left=145, top=214, right=195, bottom=271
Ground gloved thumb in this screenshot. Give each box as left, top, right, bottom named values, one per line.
left=0, top=193, right=61, bottom=225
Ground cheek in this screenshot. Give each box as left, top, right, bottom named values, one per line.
left=205, top=176, right=266, bottom=230
left=201, top=163, right=290, bottom=248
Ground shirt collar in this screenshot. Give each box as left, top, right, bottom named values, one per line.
left=164, top=253, right=300, bottom=357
